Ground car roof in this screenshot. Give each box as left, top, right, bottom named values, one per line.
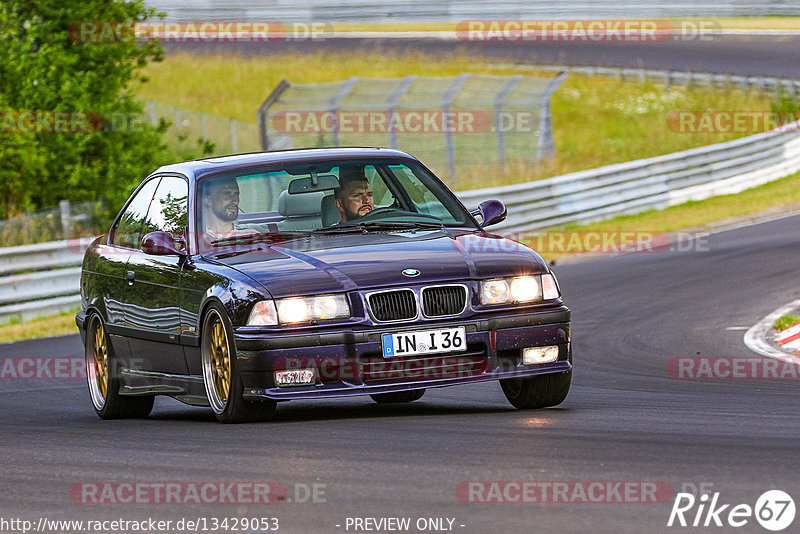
left=152, top=147, right=418, bottom=180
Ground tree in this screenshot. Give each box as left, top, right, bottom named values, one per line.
left=0, top=0, right=168, bottom=220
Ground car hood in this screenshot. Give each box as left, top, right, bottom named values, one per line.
left=211, top=230, right=548, bottom=298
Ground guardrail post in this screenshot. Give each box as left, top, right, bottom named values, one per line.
left=494, top=75, right=523, bottom=167
left=385, top=76, right=416, bottom=149
left=258, top=79, right=291, bottom=151
left=229, top=119, right=238, bottom=153
left=442, top=73, right=471, bottom=184
left=59, top=200, right=71, bottom=241
left=328, top=77, right=359, bottom=147
left=536, top=71, right=567, bottom=161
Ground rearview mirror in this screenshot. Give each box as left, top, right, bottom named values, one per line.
left=288, top=174, right=340, bottom=194
left=141, top=231, right=186, bottom=256
left=471, top=199, right=507, bottom=228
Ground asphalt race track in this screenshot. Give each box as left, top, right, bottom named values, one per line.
left=2, top=212, right=798, bottom=533
left=165, top=35, right=800, bottom=78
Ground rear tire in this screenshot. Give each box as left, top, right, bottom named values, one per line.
left=500, top=372, right=571, bottom=409
left=86, top=314, right=154, bottom=419
left=370, top=389, right=426, bottom=403
left=201, top=303, right=276, bottom=423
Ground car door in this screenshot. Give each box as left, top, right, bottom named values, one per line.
left=101, top=177, right=161, bottom=365
left=123, top=175, right=190, bottom=374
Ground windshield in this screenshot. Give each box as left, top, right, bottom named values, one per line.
left=196, top=159, right=476, bottom=250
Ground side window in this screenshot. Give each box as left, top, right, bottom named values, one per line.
left=144, top=176, right=189, bottom=240
left=112, top=178, right=160, bottom=249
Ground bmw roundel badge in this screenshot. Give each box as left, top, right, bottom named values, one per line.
left=402, top=268, right=420, bottom=277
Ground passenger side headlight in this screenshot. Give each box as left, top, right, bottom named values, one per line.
left=276, top=294, right=350, bottom=324
left=480, top=274, right=560, bottom=305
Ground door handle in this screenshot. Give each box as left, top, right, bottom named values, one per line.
left=126, top=270, right=135, bottom=285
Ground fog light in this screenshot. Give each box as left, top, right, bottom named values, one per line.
left=522, top=346, right=559, bottom=365
left=274, top=368, right=317, bottom=387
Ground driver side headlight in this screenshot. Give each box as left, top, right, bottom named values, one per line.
left=248, top=295, right=350, bottom=325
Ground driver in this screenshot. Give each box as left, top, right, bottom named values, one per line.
left=334, top=167, right=374, bottom=222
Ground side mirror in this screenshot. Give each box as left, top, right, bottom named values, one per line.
left=141, top=231, right=186, bottom=256
left=471, top=199, right=507, bottom=228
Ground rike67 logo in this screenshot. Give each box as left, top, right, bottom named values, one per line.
left=668, top=489, right=795, bottom=531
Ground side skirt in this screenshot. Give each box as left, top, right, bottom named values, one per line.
left=119, top=368, right=210, bottom=407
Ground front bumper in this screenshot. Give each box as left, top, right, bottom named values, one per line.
left=235, top=307, right=571, bottom=401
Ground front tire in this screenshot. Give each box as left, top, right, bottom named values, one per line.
left=500, top=372, right=571, bottom=409
left=370, top=389, right=426, bottom=403
left=85, top=314, right=154, bottom=419
left=201, top=304, right=276, bottom=423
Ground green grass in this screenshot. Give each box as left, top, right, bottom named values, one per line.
left=0, top=308, right=80, bottom=344
left=133, top=50, right=777, bottom=190
left=774, top=314, right=800, bottom=331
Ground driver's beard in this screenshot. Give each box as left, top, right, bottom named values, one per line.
left=345, top=204, right=372, bottom=221
left=343, top=206, right=361, bottom=221
left=213, top=203, right=238, bottom=222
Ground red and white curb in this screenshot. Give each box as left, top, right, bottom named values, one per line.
left=744, top=299, right=800, bottom=365
left=776, top=321, right=800, bottom=354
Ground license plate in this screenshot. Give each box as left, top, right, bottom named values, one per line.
left=381, top=326, right=466, bottom=358
left=274, top=369, right=316, bottom=387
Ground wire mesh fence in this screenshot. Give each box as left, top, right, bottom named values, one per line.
left=144, top=101, right=260, bottom=156
left=258, top=73, right=565, bottom=189
left=0, top=200, right=106, bottom=247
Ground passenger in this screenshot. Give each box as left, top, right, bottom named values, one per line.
left=201, top=177, right=251, bottom=241
left=334, top=167, right=374, bottom=222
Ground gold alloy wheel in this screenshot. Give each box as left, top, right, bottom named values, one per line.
left=93, top=322, right=109, bottom=399
left=86, top=317, right=109, bottom=410
left=210, top=318, right=231, bottom=403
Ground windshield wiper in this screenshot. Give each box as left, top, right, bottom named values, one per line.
left=313, top=221, right=444, bottom=234
left=208, top=230, right=310, bottom=247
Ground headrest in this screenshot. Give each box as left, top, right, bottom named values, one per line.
left=278, top=190, right=325, bottom=216
left=321, top=194, right=342, bottom=227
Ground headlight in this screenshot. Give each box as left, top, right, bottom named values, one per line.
left=480, top=279, right=510, bottom=304
left=277, top=294, right=350, bottom=324
left=480, top=274, right=559, bottom=305
left=248, top=295, right=350, bottom=325
left=510, top=276, right=539, bottom=302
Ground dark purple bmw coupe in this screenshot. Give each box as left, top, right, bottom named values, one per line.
left=76, top=148, right=571, bottom=423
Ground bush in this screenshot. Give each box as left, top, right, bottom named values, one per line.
left=0, top=0, right=168, bottom=221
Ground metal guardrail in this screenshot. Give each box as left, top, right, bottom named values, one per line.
left=533, top=65, right=800, bottom=96
left=0, top=241, right=85, bottom=323
left=456, top=119, right=800, bottom=232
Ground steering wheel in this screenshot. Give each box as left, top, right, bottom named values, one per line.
left=356, top=207, right=398, bottom=221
